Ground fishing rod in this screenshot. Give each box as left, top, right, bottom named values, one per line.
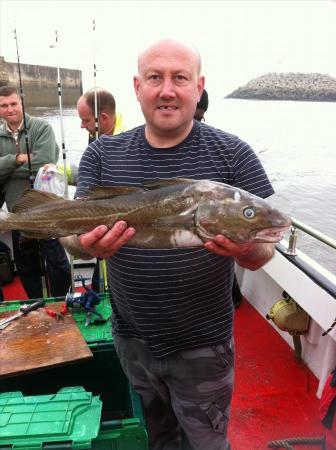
left=13, top=28, right=50, bottom=298
left=50, top=30, right=69, bottom=198
left=50, top=29, right=75, bottom=293
left=92, top=19, right=99, bottom=140
left=13, top=28, right=34, bottom=189
left=92, top=19, right=106, bottom=293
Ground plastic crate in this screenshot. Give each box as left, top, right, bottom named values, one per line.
left=0, top=297, right=148, bottom=449
left=0, top=387, right=102, bottom=449
left=0, top=387, right=148, bottom=450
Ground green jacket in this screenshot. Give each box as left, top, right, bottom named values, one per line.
left=0, top=114, right=59, bottom=211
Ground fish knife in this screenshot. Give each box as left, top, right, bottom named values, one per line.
left=0, top=299, right=46, bottom=330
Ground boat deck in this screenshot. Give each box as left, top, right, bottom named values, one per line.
left=2, top=277, right=326, bottom=449
left=230, top=299, right=324, bottom=449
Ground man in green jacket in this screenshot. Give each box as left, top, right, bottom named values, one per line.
left=0, top=85, right=71, bottom=299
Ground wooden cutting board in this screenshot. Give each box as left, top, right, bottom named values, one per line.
left=0, top=302, right=93, bottom=378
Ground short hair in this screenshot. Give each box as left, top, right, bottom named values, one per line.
left=0, top=85, right=20, bottom=97
left=197, top=89, right=208, bottom=112
left=82, top=88, right=116, bottom=116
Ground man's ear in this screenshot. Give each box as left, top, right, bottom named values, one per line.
left=100, top=112, right=108, bottom=121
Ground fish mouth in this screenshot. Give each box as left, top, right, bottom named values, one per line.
left=255, top=226, right=291, bottom=243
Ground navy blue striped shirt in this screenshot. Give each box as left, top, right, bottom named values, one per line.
left=77, top=121, right=274, bottom=358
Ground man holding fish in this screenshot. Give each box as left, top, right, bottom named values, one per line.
left=0, top=40, right=290, bottom=450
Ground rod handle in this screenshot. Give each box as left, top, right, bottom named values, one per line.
left=20, top=299, right=46, bottom=315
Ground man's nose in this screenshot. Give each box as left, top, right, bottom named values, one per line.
left=160, top=78, right=175, bottom=98
left=80, top=121, right=86, bottom=129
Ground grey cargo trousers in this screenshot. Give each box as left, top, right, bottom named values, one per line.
left=114, top=335, right=233, bottom=450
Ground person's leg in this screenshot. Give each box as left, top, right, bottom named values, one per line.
left=12, top=231, right=44, bottom=299
left=91, top=259, right=100, bottom=292
left=166, top=342, right=234, bottom=450
left=41, top=239, right=71, bottom=297
left=114, top=336, right=182, bottom=450
left=232, top=274, right=242, bottom=308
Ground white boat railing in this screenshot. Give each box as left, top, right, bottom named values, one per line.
left=286, top=217, right=336, bottom=256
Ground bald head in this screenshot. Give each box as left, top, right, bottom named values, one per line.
left=137, top=39, right=202, bottom=76
left=134, top=38, right=205, bottom=148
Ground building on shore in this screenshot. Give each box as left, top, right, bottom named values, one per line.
left=0, top=56, right=82, bottom=107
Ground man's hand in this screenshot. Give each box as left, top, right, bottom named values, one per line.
left=78, top=221, right=136, bottom=258
left=42, top=163, right=57, bottom=171
left=16, top=154, right=32, bottom=164
left=204, top=235, right=274, bottom=271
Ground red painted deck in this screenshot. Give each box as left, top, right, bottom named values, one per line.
left=230, top=299, right=324, bottom=449
left=2, top=277, right=326, bottom=449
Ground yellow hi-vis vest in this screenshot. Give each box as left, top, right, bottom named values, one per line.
left=58, top=112, right=127, bottom=185
left=113, top=112, right=127, bottom=135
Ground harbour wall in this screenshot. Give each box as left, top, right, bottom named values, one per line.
left=0, top=57, right=82, bottom=107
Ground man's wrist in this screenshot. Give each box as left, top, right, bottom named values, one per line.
left=235, top=243, right=274, bottom=270
left=60, top=235, right=93, bottom=260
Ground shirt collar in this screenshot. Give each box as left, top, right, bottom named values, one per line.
left=5, top=119, right=24, bottom=134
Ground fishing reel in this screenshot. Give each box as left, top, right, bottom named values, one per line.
left=65, top=277, right=106, bottom=325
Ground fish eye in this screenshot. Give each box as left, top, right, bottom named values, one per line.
left=243, top=207, right=255, bottom=219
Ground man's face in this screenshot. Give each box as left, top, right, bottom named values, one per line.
left=0, top=93, right=23, bottom=129
left=134, top=41, right=204, bottom=138
left=77, top=99, right=96, bottom=135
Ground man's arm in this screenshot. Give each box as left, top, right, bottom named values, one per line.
left=15, top=121, right=59, bottom=178
left=204, top=236, right=275, bottom=271
left=0, top=153, right=20, bottom=183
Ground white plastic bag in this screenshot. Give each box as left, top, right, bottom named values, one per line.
left=34, top=165, right=66, bottom=197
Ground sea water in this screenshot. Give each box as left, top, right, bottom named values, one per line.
left=28, top=99, right=336, bottom=274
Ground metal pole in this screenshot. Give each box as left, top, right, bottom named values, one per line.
left=291, top=217, right=336, bottom=250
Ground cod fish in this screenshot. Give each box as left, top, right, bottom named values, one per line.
left=0, top=178, right=291, bottom=248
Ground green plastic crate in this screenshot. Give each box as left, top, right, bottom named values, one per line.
left=0, top=387, right=148, bottom=450
left=0, top=387, right=102, bottom=449
left=0, top=298, right=148, bottom=450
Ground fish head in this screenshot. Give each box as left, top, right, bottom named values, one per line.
left=194, top=188, right=291, bottom=243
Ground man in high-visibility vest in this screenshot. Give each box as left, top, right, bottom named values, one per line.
left=77, top=88, right=126, bottom=141
left=44, top=89, right=126, bottom=292
left=76, top=88, right=127, bottom=292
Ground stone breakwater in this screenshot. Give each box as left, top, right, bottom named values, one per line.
left=0, top=56, right=82, bottom=107
left=226, top=72, right=336, bottom=102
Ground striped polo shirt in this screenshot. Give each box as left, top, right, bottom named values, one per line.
left=76, top=121, right=274, bottom=358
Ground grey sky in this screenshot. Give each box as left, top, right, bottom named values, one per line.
left=1, top=0, right=336, bottom=120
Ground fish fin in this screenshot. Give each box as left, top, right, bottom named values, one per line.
left=12, top=189, right=66, bottom=213
left=80, top=186, right=143, bottom=200
left=143, top=178, right=197, bottom=190
left=153, top=214, right=195, bottom=230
